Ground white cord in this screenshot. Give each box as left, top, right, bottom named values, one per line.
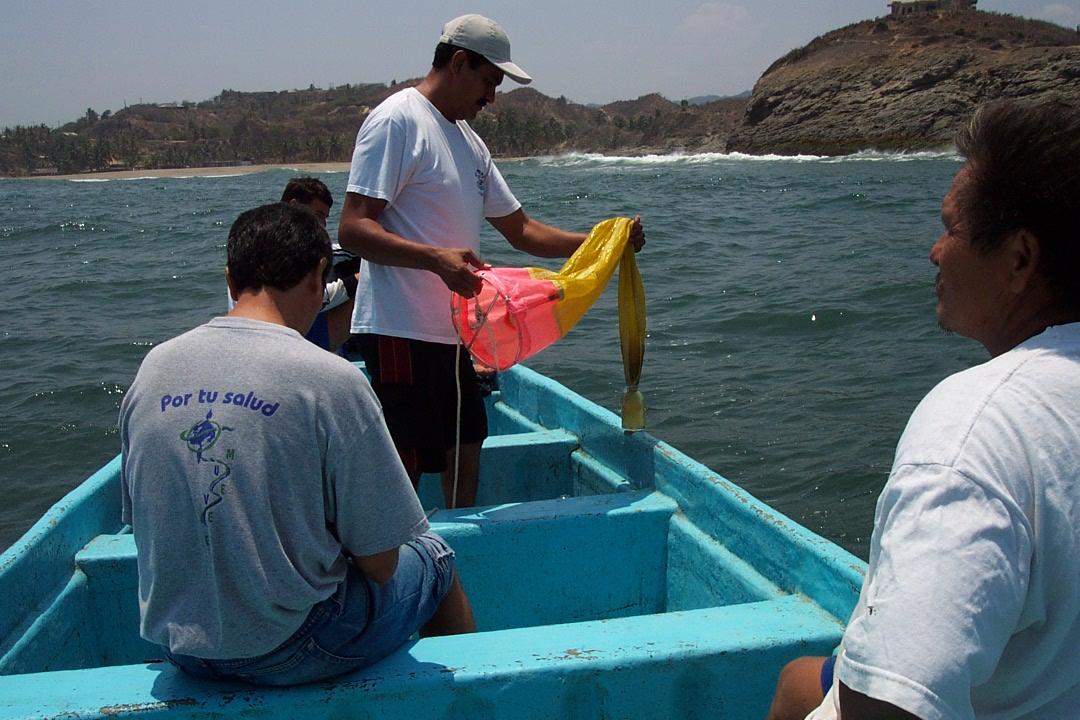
left=449, top=278, right=508, bottom=509
left=452, top=336, right=462, bottom=509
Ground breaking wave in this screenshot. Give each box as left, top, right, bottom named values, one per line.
left=524, top=148, right=959, bottom=168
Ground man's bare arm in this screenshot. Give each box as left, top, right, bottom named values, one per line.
left=487, top=208, right=586, bottom=258
left=488, top=209, right=645, bottom=258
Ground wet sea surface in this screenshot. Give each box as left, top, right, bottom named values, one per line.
left=0, top=152, right=983, bottom=557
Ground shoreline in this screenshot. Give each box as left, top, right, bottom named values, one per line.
left=16, top=159, right=548, bottom=181
left=6, top=147, right=959, bottom=182
left=23, top=162, right=353, bottom=181
left=5, top=151, right=729, bottom=181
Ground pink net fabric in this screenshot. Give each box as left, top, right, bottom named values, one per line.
left=450, top=268, right=562, bottom=371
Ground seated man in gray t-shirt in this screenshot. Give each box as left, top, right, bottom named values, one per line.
left=120, top=202, right=474, bottom=686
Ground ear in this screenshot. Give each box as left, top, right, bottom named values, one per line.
left=449, top=49, right=468, bottom=76
left=309, top=258, right=329, bottom=294
left=225, top=266, right=238, bottom=302
left=1005, top=229, right=1040, bottom=294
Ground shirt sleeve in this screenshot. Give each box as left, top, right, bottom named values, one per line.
left=482, top=158, right=521, bottom=219
left=120, top=462, right=133, bottom=526
left=838, top=463, right=1032, bottom=720
left=321, top=279, right=350, bottom=311
left=346, top=113, right=412, bottom=204
left=119, top=383, right=136, bottom=526
left=321, top=368, right=428, bottom=557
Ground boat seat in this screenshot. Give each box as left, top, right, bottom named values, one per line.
left=0, top=592, right=842, bottom=719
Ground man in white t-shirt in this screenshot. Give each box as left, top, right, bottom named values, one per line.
left=339, top=14, right=644, bottom=508
left=766, top=97, right=1080, bottom=720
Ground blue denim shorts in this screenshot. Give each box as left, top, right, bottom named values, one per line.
left=304, top=311, right=331, bottom=350
left=820, top=654, right=837, bottom=695
left=165, top=531, right=456, bottom=686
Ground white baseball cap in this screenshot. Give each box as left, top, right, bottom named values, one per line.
left=438, top=14, right=532, bottom=85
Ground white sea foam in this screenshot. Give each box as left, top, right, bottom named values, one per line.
left=64, top=175, right=159, bottom=183
left=172, top=172, right=250, bottom=179
left=533, top=152, right=755, bottom=167
left=823, top=149, right=960, bottom=163
left=68, top=172, right=249, bottom=182
left=275, top=166, right=347, bottom=175
left=528, top=148, right=958, bottom=168
left=721, top=151, right=827, bottom=162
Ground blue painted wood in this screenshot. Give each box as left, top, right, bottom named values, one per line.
left=416, top=429, right=579, bottom=509
left=0, top=596, right=842, bottom=720
left=432, top=490, right=675, bottom=631
left=0, top=365, right=866, bottom=719
left=0, top=458, right=125, bottom=674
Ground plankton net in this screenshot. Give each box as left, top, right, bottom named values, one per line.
left=450, top=216, right=646, bottom=430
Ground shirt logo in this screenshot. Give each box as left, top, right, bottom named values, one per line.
left=179, top=409, right=235, bottom=529
left=475, top=168, right=487, bottom=196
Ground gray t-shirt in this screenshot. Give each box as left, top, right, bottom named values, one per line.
left=120, top=316, right=427, bottom=659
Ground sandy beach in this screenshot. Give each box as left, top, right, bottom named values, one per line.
left=25, top=159, right=538, bottom=181
left=31, top=162, right=352, bottom=181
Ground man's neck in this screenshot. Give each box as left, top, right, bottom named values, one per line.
left=416, top=72, right=457, bottom=123
left=228, top=291, right=308, bottom=335
left=985, top=303, right=1079, bottom=357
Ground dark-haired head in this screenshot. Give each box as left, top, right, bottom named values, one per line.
left=280, top=177, right=333, bottom=208
left=227, top=202, right=331, bottom=296
left=432, top=42, right=490, bottom=72
left=955, top=96, right=1080, bottom=313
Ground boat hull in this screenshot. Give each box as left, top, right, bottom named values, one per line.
left=0, top=365, right=865, bottom=719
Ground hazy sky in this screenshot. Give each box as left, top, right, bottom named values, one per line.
left=2, top=1, right=1078, bottom=128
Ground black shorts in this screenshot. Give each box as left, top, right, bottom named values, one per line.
left=357, top=334, right=488, bottom=475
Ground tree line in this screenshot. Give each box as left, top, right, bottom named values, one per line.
left=1, top=85, right=734, bottom=177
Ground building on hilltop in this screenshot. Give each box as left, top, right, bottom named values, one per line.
left=889, top=0, right=977, bottom=15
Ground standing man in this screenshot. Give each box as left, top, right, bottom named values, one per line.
left=767, top=96, right=1080, bottom=719
left=339, top=14, right=644, bottom=508
left=122, top=203, right=474, bottom=686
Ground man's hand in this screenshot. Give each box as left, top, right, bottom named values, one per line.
left=433, top=247, right=486, bottom=298
left=629, top=215, right=645, bottom=252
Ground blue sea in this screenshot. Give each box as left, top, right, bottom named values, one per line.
left=0, top=152, right=981, bottom=558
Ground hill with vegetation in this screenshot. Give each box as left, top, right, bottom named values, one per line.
left=2, top=10, right=1078, bottom=175
left=0, top=83, right=744, bottom=177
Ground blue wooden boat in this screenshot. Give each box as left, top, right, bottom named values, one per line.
left=0, top=365, right=865, bottom=719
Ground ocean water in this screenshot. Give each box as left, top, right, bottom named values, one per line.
left=0, top=152, right=982, bottom=558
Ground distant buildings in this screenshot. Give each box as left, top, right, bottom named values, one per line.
left=889, top=0, right=977, bottom=15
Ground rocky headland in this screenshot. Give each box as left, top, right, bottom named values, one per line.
left=726, top=10, right=1080, bottom=154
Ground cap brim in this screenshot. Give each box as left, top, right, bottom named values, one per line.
left=491, top=59, right=531, bottom=84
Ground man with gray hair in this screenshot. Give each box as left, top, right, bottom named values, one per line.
left=767, top=95, right=1080, bottom=719
left=338, top=14, right=644, bottom=509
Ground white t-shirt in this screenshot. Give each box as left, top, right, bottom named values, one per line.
left=346, top=87, right=521, bottom=343
left=810, top=322, right=1080, bottom=720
